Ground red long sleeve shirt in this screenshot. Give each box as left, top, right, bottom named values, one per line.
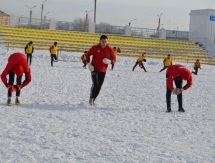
left=1, top=53, right=31, bottom=87
left=166, top=64, right=192, bottom=90
left=86, top=44, right=116, bottom=72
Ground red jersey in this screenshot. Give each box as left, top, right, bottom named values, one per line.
left=86, top=44, right=116, bottom=72
left=166, top=64, right=192, bottom=90
left=1, top=53, right=31, bottom=87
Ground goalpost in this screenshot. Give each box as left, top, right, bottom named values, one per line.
left=56, top=49, right=81, bottom=62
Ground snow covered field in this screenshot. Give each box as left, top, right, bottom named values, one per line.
left=0, top=47, right=215, bottom=163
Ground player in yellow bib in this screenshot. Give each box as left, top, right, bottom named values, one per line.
left=111, top=47, right=121, bottom=70
left=24, top=41, right=34, bottom=66
left=132, top=52, right=147, bottom=72
left=49, top=42, right=58, bottom=67
left=159, top=54, right=172, bottom=72
left=192, top=59, right=201, bottom=75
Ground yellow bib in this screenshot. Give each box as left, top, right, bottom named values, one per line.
left=51, top=46, right=58, bottom=55
left=164, top=58, right=172, bottom=66
left=114, top=49, right=118, bottom=56
left=26, top=45, right=33, bottom=54
left=83, top=55, right=86, bottom=60
left=137, top=56, right=145, bottom=62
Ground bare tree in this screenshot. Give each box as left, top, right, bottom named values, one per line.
left=72, top=17, right=92, bottom=31
left=96, top=22, right=113, bottom=33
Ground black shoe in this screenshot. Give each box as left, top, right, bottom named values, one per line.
left=178, top=108, right=185, bottom=112
left=89, top=98, right=94, bottom=106
left=167, top=107, right=171, bottom=112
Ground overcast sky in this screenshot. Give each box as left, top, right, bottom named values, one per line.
left=0, top=0, right=214, bottom=31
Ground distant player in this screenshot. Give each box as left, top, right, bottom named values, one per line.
left=192, top=59, right=201, bottom=75
left=166, top=65, right=193, bottom=112
left=86, top=35, right=116, bottom=105
left=81, top=51, right=88, bottom=69
left=1, top=52, right=31, bottom=106
left=24, top=41, right=34, bottom=66
left=159, top=54, right=172, bottom=72
left=132, top=52, right=147, bottom=72
left=111, top=47, right=121, bottom=70
left=49, top=42, right=58, bottom=67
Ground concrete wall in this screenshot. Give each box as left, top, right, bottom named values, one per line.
left=9, top=15, right=17, bottom=26
left=124, top=25, right=131, bottom=36
left=88, top=23, right=95, bottom=33
left=160, top=28, right=166, bottom=39
left=49, top=19, right=57, bottom=30
left=189, top=9, right=215, bottom=56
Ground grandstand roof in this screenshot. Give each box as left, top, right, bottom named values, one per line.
left=0, top=10, right=9, bottom=16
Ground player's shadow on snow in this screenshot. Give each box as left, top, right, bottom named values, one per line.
left=21, top=103, right=114, bottom=112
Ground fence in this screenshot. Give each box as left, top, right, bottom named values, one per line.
left=13, top=17, right=194, bottom=40
left=56, top=21, right=85, bottom=31
left=16, top=17, right=50, bottom=29
left=166, top=30, right=193, bottom=40
left=131, top=27, right=158, bottom=38
left=95, top=25, right=124, bottom=35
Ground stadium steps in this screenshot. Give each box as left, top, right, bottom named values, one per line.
left=0, top=26, right=214, bottom=65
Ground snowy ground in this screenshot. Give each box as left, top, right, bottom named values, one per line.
left=0, top=47, right=215, bottom=163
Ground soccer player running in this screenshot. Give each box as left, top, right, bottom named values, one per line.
left=81, top=51, right=88, bottom=69
left=132, top=52, right=147, bottom=72
left=192, top=59, right=201, bottom=75
left=25, top=41, right=34, bottom=66
left=86, top=35, right=116, bottom=105
left=166, top=65, right=193, bottom=112
left=1, top=52, right=31, bottom=106
left=49, top=42, right=58, bottom=67
left=111, top=47, right=121, bottom=70
left=159, top=54, right=172, bottom=72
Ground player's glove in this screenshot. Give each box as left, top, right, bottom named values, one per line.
left=102, top=58, right=111, bottom=64
left=6, top=84, right=16, bottom=92
left=88, top=63, right=94, bottom=72
left=14, top=84, right=23, bottom=91
left=172, top=88, right=183, bottom=95
left=143, top=59, right=146, bottom=62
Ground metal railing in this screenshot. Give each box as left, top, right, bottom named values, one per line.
left=11, top=17, right=194, bottom=40
left=166, top=30, right=193, bottom=40
left=16, top=17, right=50, bottom=29
left=56, top=21, right=85, bottom=32
left=95, top=25, right=124, bottom=35
left=131, top=27, right=158, bottom=38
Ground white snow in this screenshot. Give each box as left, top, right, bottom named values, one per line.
left=0, top=47, right=215, bottom=163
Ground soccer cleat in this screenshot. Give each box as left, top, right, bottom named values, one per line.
left=89, top=98, right=94, bottom=106
left=15, top=99, right=21, bottom=105
left=178, top=108, right=185, bottom=112
left=167, top=107, right=171, bottom=112
left=7, top=99, right=12, bottom=106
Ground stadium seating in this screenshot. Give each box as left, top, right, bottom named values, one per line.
left=0, top=25, right=214, bottom=65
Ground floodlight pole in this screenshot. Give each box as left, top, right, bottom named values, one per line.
left=41, top=0, right=47, bottom=29
left=86, top=10, right=93, bottom=32
left=25, top=5, right=36, bottom=27
left=157, top=13, right=162, bottom=37
left=94, top=0, right=97, bottom=24
left=129, top=19, right=137, bottom=26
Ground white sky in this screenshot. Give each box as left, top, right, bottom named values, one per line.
left=0, top=0, right=215, bottom=31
